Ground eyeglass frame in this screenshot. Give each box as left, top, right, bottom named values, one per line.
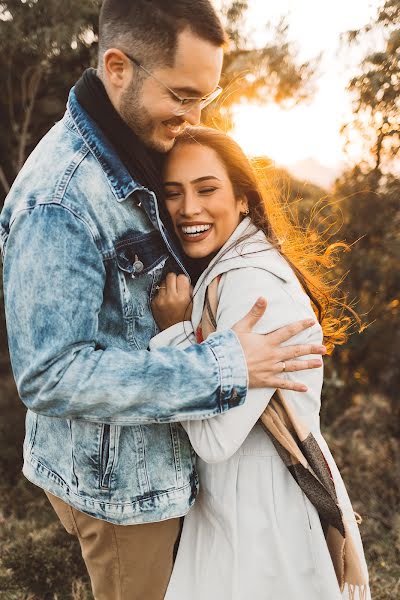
left=122, top=51, right=223, bottom=116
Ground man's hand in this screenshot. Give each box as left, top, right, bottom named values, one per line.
left=233, top=297, right=326, bottom=392
left=152, top=273, right=193, bottom=331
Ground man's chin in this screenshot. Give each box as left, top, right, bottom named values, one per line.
left=147, top=135, right=176, bottom=154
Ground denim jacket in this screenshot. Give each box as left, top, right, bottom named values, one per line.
left=0, top=88, right=248, bottom=524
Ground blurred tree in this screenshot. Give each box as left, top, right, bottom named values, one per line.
left=342, top=0, right=400, bottom=176
left=0, top=0, right=102, bottom=199
left=204, top=1, right=317, bottom=129
left=0, top=1, right=316, bottom=203
left=332, top=170, right=400, bottom=418
left=331, top=0, right=400, bottom=428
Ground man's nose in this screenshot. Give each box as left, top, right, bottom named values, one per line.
left=184, top=103, right=202, bottom=126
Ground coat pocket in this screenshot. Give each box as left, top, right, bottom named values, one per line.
left=99, top=424, right=119, bottom=490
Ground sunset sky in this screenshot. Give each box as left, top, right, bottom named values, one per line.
left=216, top=0, right=381, bottom=186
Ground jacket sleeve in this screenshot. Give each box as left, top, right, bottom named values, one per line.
left=181, top=267, right=323, bottom=463
left=2, top=203, right=247, bottom=425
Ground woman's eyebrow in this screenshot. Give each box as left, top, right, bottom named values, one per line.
left=164, top=176, right=221, bottom=186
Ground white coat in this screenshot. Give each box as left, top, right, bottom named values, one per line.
left=150, top=218, right=370, bottom=600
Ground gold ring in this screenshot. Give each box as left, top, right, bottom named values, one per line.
left=282, top=362, right=286, bottom=372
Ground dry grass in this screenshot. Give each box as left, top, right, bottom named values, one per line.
left=0, top=379, right=398, bottom=598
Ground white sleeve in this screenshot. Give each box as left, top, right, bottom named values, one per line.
left=182, top=267, right=322, bottom=463
left=148, top=321, right=195, bottom=350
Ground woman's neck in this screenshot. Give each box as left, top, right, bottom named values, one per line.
left=183, top=250, right=220, bottom=286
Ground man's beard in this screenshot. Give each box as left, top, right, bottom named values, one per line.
left=119, top=79, right=185, bottom=153
left=119, top=79, right=161, bottom=150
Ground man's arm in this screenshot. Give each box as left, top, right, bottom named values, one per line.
left=3, top=203, right=247, bottom=424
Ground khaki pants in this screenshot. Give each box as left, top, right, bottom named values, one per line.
left=45, top=491, right=181, bottom=600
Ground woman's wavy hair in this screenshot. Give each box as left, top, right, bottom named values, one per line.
left=172, top=126, right=359, bottom=352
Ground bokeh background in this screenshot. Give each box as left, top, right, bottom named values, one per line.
left=0, top=1, right=399, bottom=598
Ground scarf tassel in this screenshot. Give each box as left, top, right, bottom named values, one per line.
left=348, top=583, right=368, bottom=600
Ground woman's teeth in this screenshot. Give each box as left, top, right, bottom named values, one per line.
left=181, top=224, right=212, bottom=237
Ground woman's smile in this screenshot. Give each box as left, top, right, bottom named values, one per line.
left=163, top=143, right=247, bottom=258
left=178, top=222, right=213, bottom=243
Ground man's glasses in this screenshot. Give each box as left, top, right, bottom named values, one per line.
left=123, top=52, right=223, bottom=117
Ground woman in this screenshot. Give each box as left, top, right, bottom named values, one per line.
left=150, top=127, right=370, bottom=600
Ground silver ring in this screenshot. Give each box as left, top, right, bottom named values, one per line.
left=155, top=285, right=166, bottom=290
left=282, top=362, right=286, bottom=372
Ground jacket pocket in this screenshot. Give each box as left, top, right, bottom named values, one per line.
left=115, top=231, right=168, bottom=347
left=99, top=424, right=119, bottom=490
left=24, top=410, right=38, bottom=457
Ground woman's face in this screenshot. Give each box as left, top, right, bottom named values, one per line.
left=163, top=143, right=247, bottom=258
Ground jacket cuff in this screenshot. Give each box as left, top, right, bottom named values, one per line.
left=203, top=329, right=248, bottom=412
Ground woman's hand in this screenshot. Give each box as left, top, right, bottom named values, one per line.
left=152, top=273, right=193, bottom=331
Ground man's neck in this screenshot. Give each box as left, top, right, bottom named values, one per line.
left=98, top=71, right=122, bottom=116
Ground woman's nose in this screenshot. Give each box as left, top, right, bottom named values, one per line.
left=179, top=192, right=202, bottom=216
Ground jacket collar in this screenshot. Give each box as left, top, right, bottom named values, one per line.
left=66, top=87, right=147, bottom=202
left=65, top=87, right=189, bottom=276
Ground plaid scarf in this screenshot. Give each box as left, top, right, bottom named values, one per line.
left=199, top=276, right=368, bottom=600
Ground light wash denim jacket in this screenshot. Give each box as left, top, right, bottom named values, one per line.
left=0, top=88, right=248, bottom=524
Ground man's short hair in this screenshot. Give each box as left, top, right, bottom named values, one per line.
left=98, top=0, right=227, bottom=71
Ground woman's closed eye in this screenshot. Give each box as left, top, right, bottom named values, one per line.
left=198, top=187, right=217, bottom=195
left=165, top=187, right=217, bottom=199
left=165, top=190, right=183, bottom=199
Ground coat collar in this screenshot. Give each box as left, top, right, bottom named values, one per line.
left=190, top=218, right=294, bottom=326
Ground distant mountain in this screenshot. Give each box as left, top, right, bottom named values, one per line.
left=285, top=158, right=344, bottom=189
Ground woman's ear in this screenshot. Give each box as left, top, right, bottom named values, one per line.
left=238, top=196, right=249, bottom=215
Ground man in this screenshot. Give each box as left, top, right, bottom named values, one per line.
left=0, top=1, right=325, bottom=599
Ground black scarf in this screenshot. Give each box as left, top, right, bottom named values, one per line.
left=75, top=68, right=166, bottom=216
left=75, top=68, right=216, bottom=284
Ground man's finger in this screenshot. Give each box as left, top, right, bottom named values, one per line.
left=276, top=343, right=327, bottom=361
left=266, top=319, right=316, bottom=345
left=232, top=297, right=267, bottom=333
left=270, top=378, right=308, bottom=392
left=274, top=359, right=323, bottom=373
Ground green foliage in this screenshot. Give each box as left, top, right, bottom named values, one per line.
left=0, top=0, right=101, bottom=196
left=331, top=170, right=400, bottom=415
left=204, top=3, right=317, bottom=130
left=343, top=0, right=400, bottom=172
left=0, top=1, right=398, bottom=598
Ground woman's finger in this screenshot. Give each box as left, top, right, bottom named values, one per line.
left=155, top=279, right=167, bottom=296
left=165, top=272, right=178, bottom=294
left=176, top=274, right=191, bottom=294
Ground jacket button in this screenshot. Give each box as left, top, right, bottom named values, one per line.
left=133, top=255, right=144, bottom=273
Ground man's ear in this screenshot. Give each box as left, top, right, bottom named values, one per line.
left=103, top=49, right=133, bottom=89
